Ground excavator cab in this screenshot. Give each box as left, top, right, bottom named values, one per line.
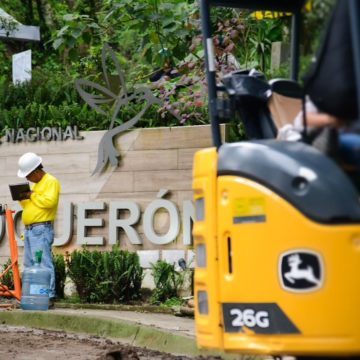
left=192, top=1, right=360, bottom=358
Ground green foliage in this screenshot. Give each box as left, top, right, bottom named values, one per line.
left=153, top=70, right=208, bottom=125
left=0, top=1, right=338, bottom=132
left=0, top=15, right=18, bottom=33
left=161, top=296, right=185, bottom=308
left=0, top=259, right=14, bottom=289
left=53, top=253, right=66, bottom=299
left=246, top=18, right=284, bottom=72
left=52, top=13, right=103, bottom=62
left=150, top=260, right=184, bottom=304
left=108, top=0, right=198, bottom=68
left=0, top=68, right=106, bottom=135
left=303, top=0, right=336, bottom=54
left=213, top=11, right=285, bottom=73
left=66, top=247, right=143, bottom=303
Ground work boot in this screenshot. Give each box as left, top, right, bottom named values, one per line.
left=48, top=298, right=55, bottom=309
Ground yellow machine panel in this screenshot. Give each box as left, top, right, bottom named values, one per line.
left=192, top=0, right=360, bottom=356
left=193, top=148, right=360, bottom=357
left=217, top=176, right=360, bottom=356
left=193, top=147, right=223, bottom=349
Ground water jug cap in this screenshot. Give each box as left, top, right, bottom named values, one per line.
left=35, top=250, right=43, bottom=264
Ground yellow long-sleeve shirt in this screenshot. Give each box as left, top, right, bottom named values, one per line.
left=20, top=173, right=61, bottom=225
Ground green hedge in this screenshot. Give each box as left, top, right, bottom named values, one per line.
left=66, top=247, right=143, bottom=304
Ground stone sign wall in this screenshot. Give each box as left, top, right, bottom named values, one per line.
left=0, top=125, right=226, bottom=277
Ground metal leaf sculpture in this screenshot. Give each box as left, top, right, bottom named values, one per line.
left=75, top=44, right=180, bottom=174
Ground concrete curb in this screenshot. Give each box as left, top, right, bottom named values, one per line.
left=0, top=310, right=232, bottom=359
left=55, top=302, right=174, bottom=314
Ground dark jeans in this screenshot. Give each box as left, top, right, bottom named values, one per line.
left=339, top=132, right=360, bottom=168
left=338, top=132, right=360, bottom=190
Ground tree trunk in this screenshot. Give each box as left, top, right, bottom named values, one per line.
left=21, top=0, right=34, bottom=25
left=34, top=0, right=49, bottom=44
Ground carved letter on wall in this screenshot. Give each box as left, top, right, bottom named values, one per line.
left=109, top=201, right=142, bottom=245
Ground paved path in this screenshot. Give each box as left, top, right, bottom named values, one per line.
left=53, top=307, right=195, bottom=338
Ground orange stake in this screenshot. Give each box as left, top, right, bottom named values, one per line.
left=0, top=207, right=21, bottom=301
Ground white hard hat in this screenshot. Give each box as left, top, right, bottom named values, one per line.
left=17, top=152, right=42, bottom=178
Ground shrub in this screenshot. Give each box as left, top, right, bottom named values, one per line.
left=53, top=253, right=66, bottom=299
left=0, top=68, right=107, bottom=136
left=150, top=260, right=184, bottom=304
left=66, top=247, right=143, bottom=303
left=0, top=259, right=14, bottom=289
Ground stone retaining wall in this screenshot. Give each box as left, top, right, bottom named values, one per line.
left=0, top=125, right=226, bottom=285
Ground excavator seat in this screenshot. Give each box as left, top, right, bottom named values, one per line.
left=222, top=72, right=278, bottom=139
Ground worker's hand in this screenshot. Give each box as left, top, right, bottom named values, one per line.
left=19, top=191, right=32, bottom=200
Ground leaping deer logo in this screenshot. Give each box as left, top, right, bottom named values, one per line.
left=75, top=44, right=180, bottom=174
left=284, top=253, right=321, bottom=286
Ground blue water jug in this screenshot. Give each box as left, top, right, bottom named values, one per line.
left=21, top=250, right=51, bottom=311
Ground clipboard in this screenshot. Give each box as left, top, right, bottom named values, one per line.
left=9, top=182, right=31, bottom=201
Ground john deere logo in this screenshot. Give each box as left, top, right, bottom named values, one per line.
left=279, top=250, right=324, bottom=292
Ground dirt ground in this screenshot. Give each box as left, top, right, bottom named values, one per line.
left=0, top=325, right=225, bottom=360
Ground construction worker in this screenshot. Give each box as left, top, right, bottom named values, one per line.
left=17, top=152, right=61, bottom=305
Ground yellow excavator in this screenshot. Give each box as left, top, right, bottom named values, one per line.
left=192, top=1, right=360, bottom=359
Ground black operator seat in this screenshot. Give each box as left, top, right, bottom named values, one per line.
left=269, top=78, right=303, bottom=98
left=222, top=71, right=278, bottom=140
